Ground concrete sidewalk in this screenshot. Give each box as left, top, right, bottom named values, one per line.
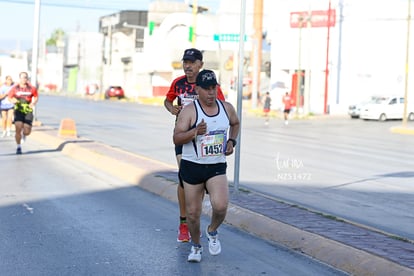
left=29, top=126, right=414, bottom=276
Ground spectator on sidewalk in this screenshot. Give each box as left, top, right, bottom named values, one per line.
left=0, top=75, right=15, bottom=137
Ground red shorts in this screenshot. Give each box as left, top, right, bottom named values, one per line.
left=263, top=108, right=270, bottom=113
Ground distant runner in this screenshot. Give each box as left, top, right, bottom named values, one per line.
left=8, top=71, right=38, bottom=154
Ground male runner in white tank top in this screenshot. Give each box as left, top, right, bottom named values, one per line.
left=173, top=69, right=240, bottom=263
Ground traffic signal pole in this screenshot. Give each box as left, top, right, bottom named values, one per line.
left=234, top=0, right=247, bottom=192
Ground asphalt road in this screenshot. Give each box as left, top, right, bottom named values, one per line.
left=0, top=129, right=347, bottom=275
left=35, top=95, right=414, bottom=241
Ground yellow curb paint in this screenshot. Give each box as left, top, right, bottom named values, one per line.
left=390, top=126, right=414, bottom=135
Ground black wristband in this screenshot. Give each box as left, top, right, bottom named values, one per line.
left=227, top=138, right=237, bottom=147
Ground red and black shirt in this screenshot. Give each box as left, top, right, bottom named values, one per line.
left=8, top=83, right=38, bottom=105
left=165, top=75, right=225, bottom=108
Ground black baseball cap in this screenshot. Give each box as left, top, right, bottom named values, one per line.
left=196, top=69, right=219, bottom=89
left=182, top=48, right=203, bottom=61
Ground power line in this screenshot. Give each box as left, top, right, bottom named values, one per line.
left=0, top=0, right=145, bottom=11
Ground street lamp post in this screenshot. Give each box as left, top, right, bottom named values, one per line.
left=402, top=0, right=412, bottom=126
left=32, top=0, right=41, bottom=123
left=336, top=0, right=344, bottom=105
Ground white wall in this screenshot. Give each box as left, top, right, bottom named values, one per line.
left=266, top=0, right=414, bottom=115
left=0, top=54, right=28, bottom=82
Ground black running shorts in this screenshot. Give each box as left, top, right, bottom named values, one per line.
left=14, top=110, right=34, bottom=126
left=179, top=159, right=227, bottom=185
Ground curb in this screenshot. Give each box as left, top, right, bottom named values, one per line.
left=30, top=127, right=414, bottom=276
left=390, top=125, right=414, bottom=135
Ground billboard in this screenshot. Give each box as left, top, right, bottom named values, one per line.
left=290, top=10, right=336, bottom=28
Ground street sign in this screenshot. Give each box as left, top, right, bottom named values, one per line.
left=213, top=33, right=247, bottom=42
left=290, top=9, right=336, bottom=28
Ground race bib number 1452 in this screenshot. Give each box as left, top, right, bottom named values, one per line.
left=200, top=130, right=226, bottom=157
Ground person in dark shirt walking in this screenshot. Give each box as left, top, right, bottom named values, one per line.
left=262, top=91, right=271, bottom=125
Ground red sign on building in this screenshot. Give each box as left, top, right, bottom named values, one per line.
left=290, top=9, right=336, bottom=28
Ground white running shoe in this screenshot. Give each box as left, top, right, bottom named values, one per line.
left=21, top=134, right=26, bottom=144
left=187, top=245, right=203, bottom=262
left=205, top=226, right=221, bottom=255
left=6, top=130, right=11, bottom=137
left=1, top=132, right=5, bottom=138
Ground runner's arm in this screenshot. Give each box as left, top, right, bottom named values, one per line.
left=173, top=104, right=206, bottom=145
left=164, top=98, right=181, bottom=115
left=30, top=96, right=38, bottom=108
left=0, top=92, right=7, bottom=100
left=224, top=102, right=240, bottom=155
left=7, top=88, right=18, bottom=104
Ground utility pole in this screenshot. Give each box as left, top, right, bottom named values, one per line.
left=192, top=0, right=198, bottom=47
left=323, top=0, right=332, bottom=114
left=304, top=5, right=312, bottom=116
left=251, top=0, right=263, bottom=109
left=296, top=16, right=304, bottom=116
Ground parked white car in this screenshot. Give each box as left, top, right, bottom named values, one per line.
left=360, top=95, right=414, bottom=121
left=348, top=103, right=362, bottom=119
left=348, top=96, right=384, bottom=119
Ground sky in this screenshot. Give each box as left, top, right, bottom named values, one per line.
left=0, top=0, right=220, bottom=51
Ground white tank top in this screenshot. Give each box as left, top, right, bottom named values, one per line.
left=182, top=99, right=230, bottom=164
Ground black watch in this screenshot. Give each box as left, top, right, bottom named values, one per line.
left=227, top=138, right=237, bottom=147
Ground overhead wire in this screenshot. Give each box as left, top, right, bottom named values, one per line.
left=0, top=0, right=145, bottom=10
left=0, top=0, right=221, bottom=13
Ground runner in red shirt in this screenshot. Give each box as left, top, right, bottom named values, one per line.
left=164, top=48, right=225, bottom=243
left=282, top=92, right=293, bottom=125
left=8, top=71, right=38, bottom=154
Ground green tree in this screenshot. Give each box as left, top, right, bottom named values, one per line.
left=46, top=28, right=65, bottom=47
